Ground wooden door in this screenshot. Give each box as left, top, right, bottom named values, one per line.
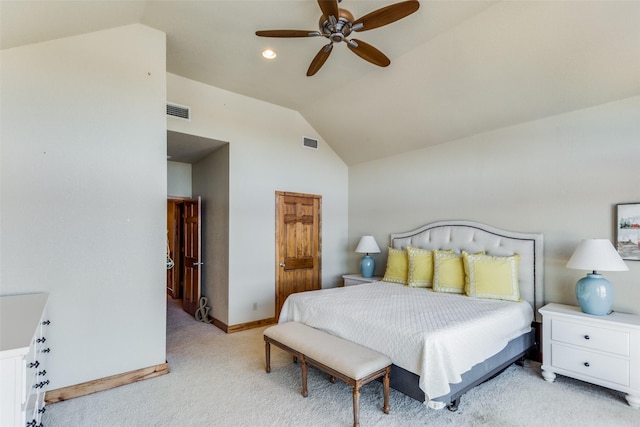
left=182, top=197, right=202, bottom=316
left=275, top=192, right=321, bottom=319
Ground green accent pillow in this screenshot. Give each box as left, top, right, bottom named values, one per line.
left=406, top=247, right=433, bottom=288
left=382, top=248, right=408, bottom=285
left=432, top=250, right=466, bottom=294
left=463, top=252, right=521, bottom=301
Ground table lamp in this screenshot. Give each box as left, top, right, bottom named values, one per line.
left=355, top=236, right=380, bottom=278
left=566, top=238, right=628, bottom=315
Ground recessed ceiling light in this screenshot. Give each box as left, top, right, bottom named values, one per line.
left=262, top=49, right=277, bottom=59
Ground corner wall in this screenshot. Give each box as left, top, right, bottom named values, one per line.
left=349, top=97, right=640, bottom=314
left=192, top=145, right=230, bottom=324
left=167, top=74, right=349, bottom=326
left=0, top=24, right=167, bottom=389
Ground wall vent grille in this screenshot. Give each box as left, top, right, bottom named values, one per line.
left=303, top=137, right=318, bottom=150
left=166, top=103, right=190, bottom=120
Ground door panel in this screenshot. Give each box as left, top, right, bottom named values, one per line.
left=182, top=197, right=202, bottom=316
left=276, top=192, right=321, bottom=318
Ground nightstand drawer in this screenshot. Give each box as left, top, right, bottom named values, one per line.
left=551, top=319, right=630, bottom=356
left=552, top=343, right=630, bottom=386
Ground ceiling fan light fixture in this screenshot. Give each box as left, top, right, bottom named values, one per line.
left=262, top=49, right=277, bottom=59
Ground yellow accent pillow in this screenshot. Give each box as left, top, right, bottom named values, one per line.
left=432, top=250, right=466, bottom=293
left=406, top=247, right=433, bottom=288
left=382, top=248, right=408, bottom=285
left=463, top=252, right=521, bottom=301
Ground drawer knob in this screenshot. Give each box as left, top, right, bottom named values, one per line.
left=36, top=337, right=46, bottom=343
left=584, top=335, right=590, bottom=340
left=42, top=348, right=51, bottom=353
left=28, top=361, right=40, bottom=369
left=38, top=369, right=47, bottom=376
left=42, top=320, right=51, bottom=325
left=584, top=362, right=590, bottom=367
left=38, top=407, right=46, bottom=414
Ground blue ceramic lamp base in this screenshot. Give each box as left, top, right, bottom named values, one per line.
left=575, top=273, right=614, bottom=316
left=360, top=255, right=376, bottom=278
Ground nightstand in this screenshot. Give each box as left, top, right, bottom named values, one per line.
left=342, top=274, right=382, bottom=286
left=539, top=303, right=640, bottom=408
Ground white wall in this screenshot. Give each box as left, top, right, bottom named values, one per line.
left=167, top=74, right=349, bottom=326
left=192, top=145, right=230, bottom=323
left=0, top=24, right=167, bottom=389
left=349, top=97, right=640, bottom=314
left=167, top=161, right=192, bottom=198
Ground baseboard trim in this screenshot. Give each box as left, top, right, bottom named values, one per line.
left=212, top=316, right=276, bottom=333
left=45, top=362, right=169, bottom=404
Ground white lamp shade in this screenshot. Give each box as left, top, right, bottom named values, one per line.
left=566, top=239, right=629, bottom=272
left=355, top=235, right=380, bottom=254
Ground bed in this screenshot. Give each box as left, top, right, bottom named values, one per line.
left=279, top=220, right=544, bottom=410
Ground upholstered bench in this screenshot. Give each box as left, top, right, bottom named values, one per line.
left=264, top=322, right=391, bottom=427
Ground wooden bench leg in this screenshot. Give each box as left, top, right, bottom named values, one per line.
left=301, top=356, right=308, bottom=398
left=352, top=384, right=361, bottom=427
left=265, top=340, right=271, bottom=373
left=383, top=366, right=390, bottom=414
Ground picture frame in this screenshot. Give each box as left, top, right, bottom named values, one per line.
left=616, top=202, right=640, bottom=261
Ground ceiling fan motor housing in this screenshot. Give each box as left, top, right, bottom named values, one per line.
left=319, top=9, right=354, bottom=42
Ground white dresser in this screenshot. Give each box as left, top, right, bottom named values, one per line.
left=0, top=293, right=50, bottom=427
left=539, top=303, right=640, bottom=408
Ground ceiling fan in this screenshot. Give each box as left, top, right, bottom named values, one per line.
left=256, top=0, right=420, bottom=76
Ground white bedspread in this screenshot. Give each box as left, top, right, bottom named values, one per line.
left=279, top=281, right=533, bottom=404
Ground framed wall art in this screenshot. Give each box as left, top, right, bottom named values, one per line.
left=616, top=202, right=640, bottom=261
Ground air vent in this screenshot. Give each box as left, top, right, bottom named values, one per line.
left=303, top=137, right=318, bottom=150
left=166, top=102, right=190, bottom=120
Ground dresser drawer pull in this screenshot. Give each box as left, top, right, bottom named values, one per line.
left=42, top=348, right=51, bottom=353
left=26, top=420, right=37, bottom=427
left=38, top=407, right=46, bottom=414
left=34, top=380, right=49, bottom=389
left=37, top=369, right=47, bottom=376
left=42, top=320, right=51, bottom=325
left=584, top=362, right=590, bottom=367
left=584, top=335, right=590, bottom=340
left=28, top=361, right=40, bottom=369
left=36, top=337, right=46, bottom=343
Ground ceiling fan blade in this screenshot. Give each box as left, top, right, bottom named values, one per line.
left=352, top=0, right=420, bottom=32
left=347, top=39, right=390, bottom=67
left=255, top=30, right=321, bottom=38
left=317, top=0, right=339, bottom=21
left=307, top=43, right=333, bottom=76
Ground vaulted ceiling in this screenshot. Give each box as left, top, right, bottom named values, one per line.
left=2, top=1, right=639, bottom=165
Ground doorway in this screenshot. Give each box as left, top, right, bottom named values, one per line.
left=167, top=197, right=202, bottom=317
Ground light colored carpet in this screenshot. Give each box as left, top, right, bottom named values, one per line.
left=44, top=297, right=639, bottom=426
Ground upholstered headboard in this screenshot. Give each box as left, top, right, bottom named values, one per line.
left=390, top=220, right=544, bottom=322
